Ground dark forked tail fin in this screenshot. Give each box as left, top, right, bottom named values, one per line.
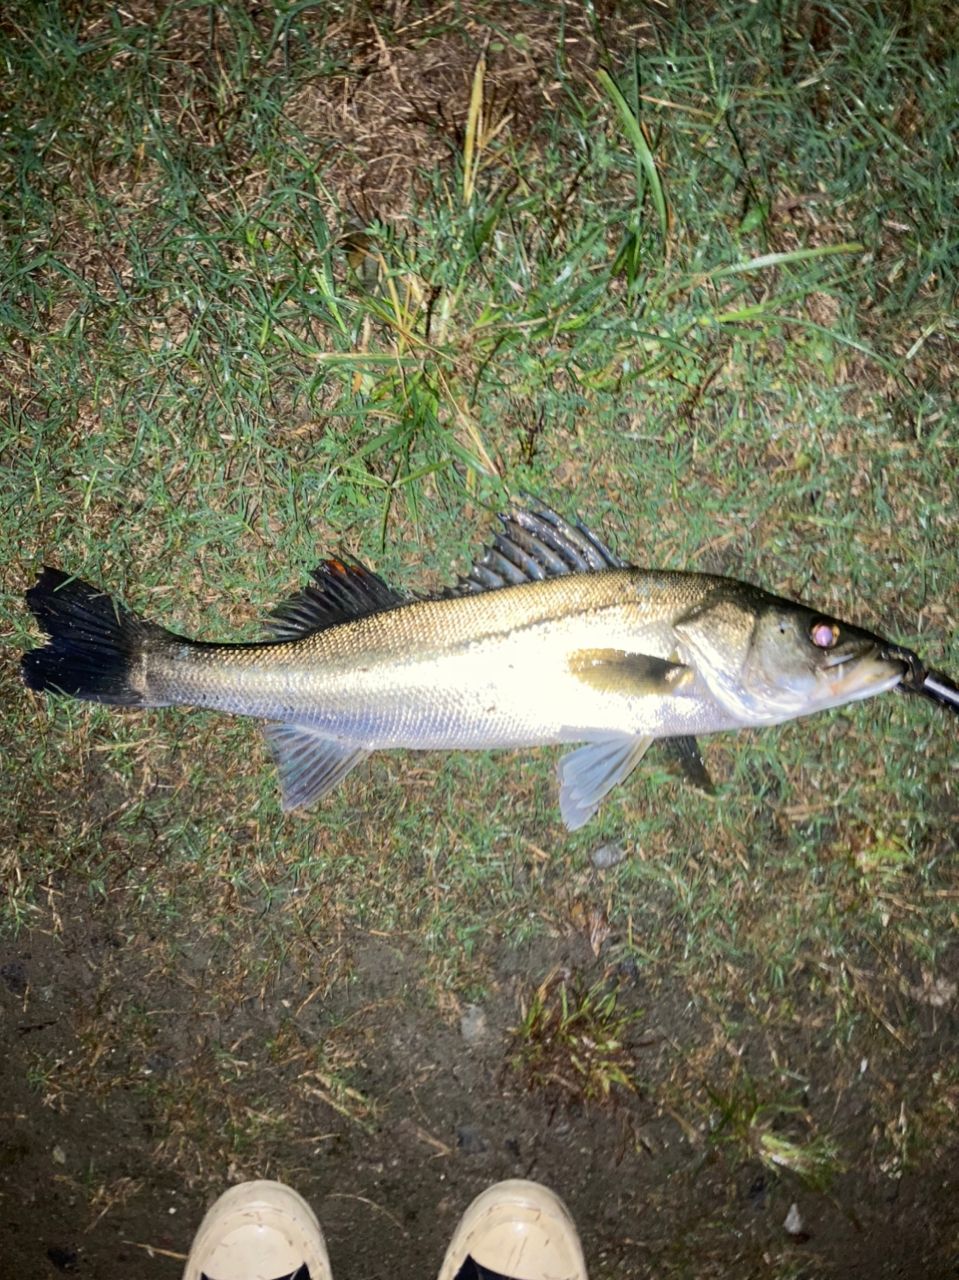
left=21, top=568, right=168, bottom=706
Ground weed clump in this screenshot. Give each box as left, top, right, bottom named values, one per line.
left=509, top=970, right=643, bottom=1108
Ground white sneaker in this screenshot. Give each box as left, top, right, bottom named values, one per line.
left=437, top=1179, right=588, bottom=1280
left=182, top=1180, right=333, bottom=1280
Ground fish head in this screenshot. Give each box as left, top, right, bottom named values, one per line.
left=675, top=590, right=906, bottom=725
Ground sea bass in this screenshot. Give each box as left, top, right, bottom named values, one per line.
left=21, top=504, right=958, bottom=828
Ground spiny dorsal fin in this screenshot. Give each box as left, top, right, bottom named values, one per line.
left=265, top=558, right=405, bottom=640
left=444, top=503, right=627, bottom=597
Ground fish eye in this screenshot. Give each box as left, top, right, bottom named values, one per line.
left=810, top=618, right=840, bottom=649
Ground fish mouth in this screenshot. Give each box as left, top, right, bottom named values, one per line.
left=874, top=638, right=924, bottom=683
left=822, top=636, right=902, bottom=676
left=821, top=648, right=870, bottom=670
left=819, top=639, right=906, bottom=701
left=875, top=638, right=959, bottom=715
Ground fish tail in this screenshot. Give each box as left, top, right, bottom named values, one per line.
left=21, top=568, right=171, bottom=707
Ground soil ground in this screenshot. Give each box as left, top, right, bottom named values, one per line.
left=3, top=885, right=959, bottom=1278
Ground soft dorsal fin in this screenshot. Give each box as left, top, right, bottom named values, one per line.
left=266, top=558, right=405, bottom=640
left=444, top=503, right=627, bottom=596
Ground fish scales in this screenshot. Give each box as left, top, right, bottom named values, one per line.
left=20, top=503, right=956, bottom=828
left=146, top=571, right=719, bottom=748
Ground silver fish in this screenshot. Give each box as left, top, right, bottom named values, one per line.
left=21, top=505, right=956, bottom=828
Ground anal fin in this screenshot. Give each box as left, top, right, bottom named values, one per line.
left=263, top=722, right=370, bottom=811
left=557, top=737, right=653, bottom=831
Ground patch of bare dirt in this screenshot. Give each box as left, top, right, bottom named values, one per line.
left=3, top=886, right=959, bottom=1279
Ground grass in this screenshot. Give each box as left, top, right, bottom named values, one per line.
left=1, top=0, right=957, bottom=1271
left=701, top=1069, right=845, bottom=1191
left=510, top=970, right=643, bottom=1105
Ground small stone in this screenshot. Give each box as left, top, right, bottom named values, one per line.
left=456, top=1125, right=488, bottom=1155
left=46, top=1246, right=78, bottom=1273
left=459, top=1004, right=488, bottom=1046
left=51, top=1144, right=67, bottom=1166
left=143, top=1051, right=174, bottom=1077
left=784, top=1202, right=803, bottom=1235
left=910, top=974, right=956, bottom=1007
left=0, top=960, right=27, bottom=995
left=591, top=842, right=626, bottom=870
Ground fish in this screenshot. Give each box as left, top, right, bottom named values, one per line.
left=20, top=504, right=958, bottom=829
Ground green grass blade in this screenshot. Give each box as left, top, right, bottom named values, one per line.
left=596, top=67, right=668, bottom=240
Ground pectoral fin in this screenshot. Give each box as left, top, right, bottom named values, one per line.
left=557, top=736, right=653, bottom=830
left=661, top=735, right=716, bottom=795
left=569, top=649, right=693, bottom=696
left=263, top=723, right=370, bottom=811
